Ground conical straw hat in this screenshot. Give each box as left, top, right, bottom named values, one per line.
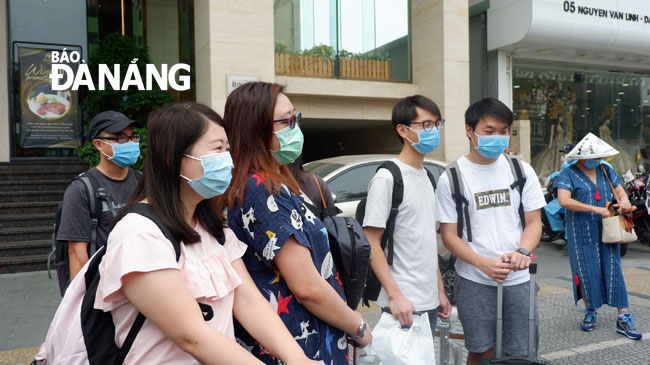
left=566, top=132, right=619, bottom=160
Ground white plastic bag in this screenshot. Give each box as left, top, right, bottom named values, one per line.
left=372, top=311, right=435, bottom=365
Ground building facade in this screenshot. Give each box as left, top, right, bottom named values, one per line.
left=0, top=0, right=471, bottom=165
left=471, top=0, right=650, bottom=177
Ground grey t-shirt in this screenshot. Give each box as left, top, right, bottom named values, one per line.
left=56, top=167, right=140, bottom=250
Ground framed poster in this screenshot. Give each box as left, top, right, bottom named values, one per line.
left=15, top=43, right=82, bottom=148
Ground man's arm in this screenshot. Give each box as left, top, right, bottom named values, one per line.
left=437, top=267, right=451, bottom=318
left=364, top=226, right=414, bottom=327
left=68, top=241, right=89, bottom=280
left=439, top=223, right=511, bottom=283
left=506, top=209, right=542, bottom=271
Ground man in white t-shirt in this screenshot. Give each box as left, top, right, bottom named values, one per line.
left=436, top=98, right=546, bottom=365
left=363, top=95, right=452, bottom=337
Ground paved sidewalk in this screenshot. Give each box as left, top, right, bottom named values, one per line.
left=2, top=241, right=650, bottom=364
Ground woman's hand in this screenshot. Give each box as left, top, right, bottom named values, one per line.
left=593, top=206, right=611, bottom=217
left=285, top=357, right=324, bottom=365
left=615, top=199, right=633, bottom=214
left=351, top=324, right=372, bottom=348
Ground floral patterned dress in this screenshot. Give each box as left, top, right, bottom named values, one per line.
left=228, top=173, right=349, bottom=364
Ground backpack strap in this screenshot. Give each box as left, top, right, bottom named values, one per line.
left=112, top=203, right=182, bottom=364
left=445, top=162, right=472, bottom=242
left=311, top=174, right=338, bottom=219
left=425, top=169, right=437, bottom=191
left=506, top=155, right=527, bottom=229
left=377, top=161, right=403, bottom=265
left=75, top=173, right=104, bottom=256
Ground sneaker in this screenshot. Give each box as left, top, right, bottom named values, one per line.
left=617, top=313, right=642, bottom=340
left=580, top=309, right=597, bottom=331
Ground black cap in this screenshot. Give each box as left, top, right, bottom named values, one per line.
left=88, top=111, right=142, bottom=141
left=560, top=143, right=576, bottom=153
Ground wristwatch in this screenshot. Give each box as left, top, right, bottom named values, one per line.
left=516, top=247, right=531, bottom=257
left=353, top=319, right=368, bottom=339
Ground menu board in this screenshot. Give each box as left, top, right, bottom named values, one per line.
left=17, top=45, right=81, bottom=148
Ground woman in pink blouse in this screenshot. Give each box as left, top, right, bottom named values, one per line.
left=96, top=103, right=320, bottom=364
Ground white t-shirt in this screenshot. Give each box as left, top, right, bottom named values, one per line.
left=436, top=155, right=546, bottom=286
left=363, top=158, right=439, bottom=311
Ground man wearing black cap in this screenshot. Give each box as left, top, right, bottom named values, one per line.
left=57, top=111, right=142, bottom=286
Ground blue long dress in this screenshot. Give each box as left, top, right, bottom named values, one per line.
left=228, top=173, right=348, bottom=364
left=554, top=163, right=628, bottom=309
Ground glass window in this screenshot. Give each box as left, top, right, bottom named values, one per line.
left=274, top=0, right=411, bottom=82
left=303, top=161, right=345, bottom=177
left=513, top=60, right=650, bottom=178
left=327, top=163, right=381, bottom=202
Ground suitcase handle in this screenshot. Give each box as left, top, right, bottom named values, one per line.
left=495, top=262, right=537, bottom=360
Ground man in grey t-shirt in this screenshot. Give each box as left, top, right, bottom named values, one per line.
left=57, top=111, right=142, bottom=287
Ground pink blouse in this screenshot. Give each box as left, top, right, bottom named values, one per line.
left=95, top=213, right=247, bottom=364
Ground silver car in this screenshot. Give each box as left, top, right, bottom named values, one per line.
left=303, top=154, right=450, bottom=257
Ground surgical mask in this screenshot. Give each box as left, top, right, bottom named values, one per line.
left=180, top=152, right=234, bottom=199
left=272, top=125, right=304, bottom=164
left=472, top=131, right=510, bottom=159
left=100, top=140, right=140, bottom=167
left=405, top=126, right=440, bottom=154
left=584, top=159, right=602, bottom=169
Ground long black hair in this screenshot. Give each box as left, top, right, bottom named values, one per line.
left=118, top=103, right=226, bottom=244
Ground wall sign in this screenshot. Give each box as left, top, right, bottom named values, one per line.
left=227, top=74, right=260, bottom=96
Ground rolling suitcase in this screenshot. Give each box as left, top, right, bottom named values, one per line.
left=479, top=262, right=549, bottom=364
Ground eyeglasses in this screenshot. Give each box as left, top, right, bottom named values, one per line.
left=99, top=133, right=141, bottom=143
left=408, top=119, right=445, bottom=132
left=273, top=112, right=302, bottom=129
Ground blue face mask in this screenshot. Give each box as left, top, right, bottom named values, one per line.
left=405, top=126, right=440, bottom=154
left=100, top=140, right=140, bottom=167
left=472, top=131, right=510, bottom=159
left=180, top=152, right=234, bottom=199
left=584, top=159, right=602, bottom=169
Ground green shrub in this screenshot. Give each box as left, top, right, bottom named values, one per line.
left=77, top=33, right=173, bottom=169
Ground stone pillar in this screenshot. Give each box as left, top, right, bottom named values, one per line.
left=194, top=0, right=276, bottom=115
left=0, top=0, right=9, bottom=163
left=411, top=0, right=470, bottom=163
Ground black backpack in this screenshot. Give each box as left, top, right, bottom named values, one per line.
left=445, top=154, right=527, bottom=242
left=306, top=176, right=371, bottom=310
left=35, top=203, right=215, bottom=365
left=355, top=161, right=437, bottom=307
left=49, top=169, right=140, bottom=296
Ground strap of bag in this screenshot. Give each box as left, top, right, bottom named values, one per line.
left=601, top=164, right=620, bottom=203
left=113, top=203, right=183, bottom=364
left=446, top=162, right=472, bottom=242
left=425, top=169, right=437, bottom=191
left=506, top=155, right=527, bottom=229
left=312, top=173, right=328, bottom=209
left=77, top=175, right=102, bottom=255
left=378, top=161, right=403, bottom=265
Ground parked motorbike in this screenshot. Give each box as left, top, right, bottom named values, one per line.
left=627, top=169, right=650, bottom=246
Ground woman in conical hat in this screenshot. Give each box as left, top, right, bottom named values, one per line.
left=555, top=133, right=642, bottom=340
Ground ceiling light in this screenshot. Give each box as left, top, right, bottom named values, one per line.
left=514, top=46, right=529, bottom=52
left=586, top=89, right=592, bottom=93
left=537, top=48, right=553, bottom=54
left=580, top=52, right=597, bottom=58
left=514, top=85, right=520, bottom=89
left=616, top=98, right=621, bottom=101
left=614, top=104, right=618, bottom=106
left=586, top=107, right=591, bottom=110
left=619, top=91, right=625, bottom=95
left=623, top=83, right=629, bottom=86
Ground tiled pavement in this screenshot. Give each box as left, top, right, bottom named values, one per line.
left=2, top=241, right=650, bottom=364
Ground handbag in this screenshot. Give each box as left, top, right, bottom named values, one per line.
left=600, top=165, right=638, bottom=244
left=372, top=311, right=435, bottom=364
left=309, top=174, right=371, bottom=310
